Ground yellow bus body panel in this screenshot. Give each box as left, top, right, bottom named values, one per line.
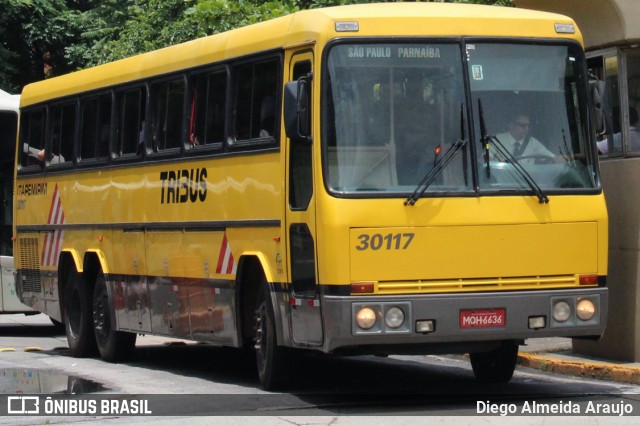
left=316, top=193, right=607, bottom=290
left=15, top=151, right=284, bottom=283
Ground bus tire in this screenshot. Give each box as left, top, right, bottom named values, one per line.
left=92, top=271, right=136, bottom=362
left=254, top=282, right=292, bottom=390
left=470, top=340, right=519, bottom=383
left=63, top=268, right=97, bottom=357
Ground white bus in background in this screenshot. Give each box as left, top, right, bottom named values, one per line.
left=0, top=89, right=33, bottom=314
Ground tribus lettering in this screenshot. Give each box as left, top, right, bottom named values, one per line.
left=160, top=168, right=207, bottom=204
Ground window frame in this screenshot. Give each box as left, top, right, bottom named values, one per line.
left=18, top=107, right=47, bottom=173
left=113, top=84, right=148, bottom=163
left=185, top=66, right=229, bottom=156
left=228, top=55, right=282, bottom=150
left=148, top=75, right=187, bottom=159
left=78, top=91, right=113, bottom=167
left=47, top=99, right=77, bottom=169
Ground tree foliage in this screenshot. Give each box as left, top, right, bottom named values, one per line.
left=0, top=0, right=512, bottom=92
left=0, top=0, right=85, bottom=92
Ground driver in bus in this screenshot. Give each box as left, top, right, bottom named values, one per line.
left=495, top=111, right=555, bottom=163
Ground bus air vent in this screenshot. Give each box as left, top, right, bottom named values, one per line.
left=17, top=237, right=42, bottom=293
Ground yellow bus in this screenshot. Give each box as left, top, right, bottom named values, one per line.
left=515, top=0, right=640, bottom=361
left=14, top=3, right=608, bottom=389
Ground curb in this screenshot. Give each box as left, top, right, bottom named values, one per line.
left=518, top=352, right=640, bottom=385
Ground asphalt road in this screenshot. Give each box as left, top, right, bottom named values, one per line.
left=1, top=314, right=639, bottom=424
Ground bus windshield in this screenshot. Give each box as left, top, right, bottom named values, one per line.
left=324, top=41, right=597, bottom=196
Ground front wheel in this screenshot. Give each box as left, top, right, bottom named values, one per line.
left=255, top=283, right=293, bottom=390
left=93, top=271, right=136, bottom=362
left=470, top=341, right=519, bottom=383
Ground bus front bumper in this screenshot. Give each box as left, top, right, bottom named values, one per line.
left=320, top=287, right=607, bottom=354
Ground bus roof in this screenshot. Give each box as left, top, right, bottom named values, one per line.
left=0, top=89, right=19, bottom=113
left=20, top=2, right=580, bottom=107
left=514, top=0, right=640, bottom=50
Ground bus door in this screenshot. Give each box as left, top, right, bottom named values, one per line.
left=285, top=52, right=323, bottom=346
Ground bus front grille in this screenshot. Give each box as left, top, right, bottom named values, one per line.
left=374, top=275, right=584, bottom=295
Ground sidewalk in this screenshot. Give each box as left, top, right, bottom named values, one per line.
left=519, top=337, right=640, bottom=384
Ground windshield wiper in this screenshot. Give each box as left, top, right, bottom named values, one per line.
left=490, top=135, right=550, bottom=204
left=477, top=98, right=548, bottom=204
left=478, top=99, right=492, bottom=180
left=405, top=104, right=467, bottom=206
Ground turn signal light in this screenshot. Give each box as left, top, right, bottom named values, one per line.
left=351, top=282, right=374, bottom=294
left=579, top=274, right=598, bottom=285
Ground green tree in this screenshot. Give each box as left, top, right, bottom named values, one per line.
left=0, top=0, right=84, bottom=92
left=66, top=0, right=201, bottom=66
left=190, top=0, right=299, bottom=35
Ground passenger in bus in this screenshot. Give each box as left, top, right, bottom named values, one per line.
left=259, top=95, right=276, bottom=138
left=597, top=107, right=640, bottom=154
left=495, top=112, right=554, bottom=161
left=24, top=144, right=65, bottom=164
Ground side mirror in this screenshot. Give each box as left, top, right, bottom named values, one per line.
left=589, top=74, right=607, bottom=135
left=284, top=73, right=312, bottom=143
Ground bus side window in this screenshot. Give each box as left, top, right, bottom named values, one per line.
left=151, top=78, right=185, bottom=153
left=19, top=109, right=46, bottom=168
left=80, top=93, right=111, bottom=162
left=189, top=70, right=226, bottom=150
left=232, top=58, right=279, bottom=144
left=52, top=103, right=76, bottom=165
left=116, top=87, right=147, bottom=157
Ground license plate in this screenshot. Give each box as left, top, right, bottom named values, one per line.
left=460, top=308, right=506, bottom=328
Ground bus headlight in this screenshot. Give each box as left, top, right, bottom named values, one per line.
left=552, top=301, right=571, bottom=322
left=355, top=307, right=377, bottom=330
left=576, top=298, right=596, bottom=321
left=384, top=307, right=405, bottom=329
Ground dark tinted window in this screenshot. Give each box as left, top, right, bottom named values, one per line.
left=116, top=87, right=146, bottom=157
left=19, top=109, right=45, bottom=168
left=233, top=59, right=279, bottom=143
left=80, top=93, right=111, bottom=161
left=190, top=70, right=226, bottom=149
left=151, top=79, right=185, bottom=152
left=49, top=102, right=76, bottom=164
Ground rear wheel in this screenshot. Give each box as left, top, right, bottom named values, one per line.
left=470, top=340, right=519, bottom=383
left=92, top=271, right=136, bottom=362
left=254, top=281, right=293, bottom=390
left=63, top=268, right=97, bottom=357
